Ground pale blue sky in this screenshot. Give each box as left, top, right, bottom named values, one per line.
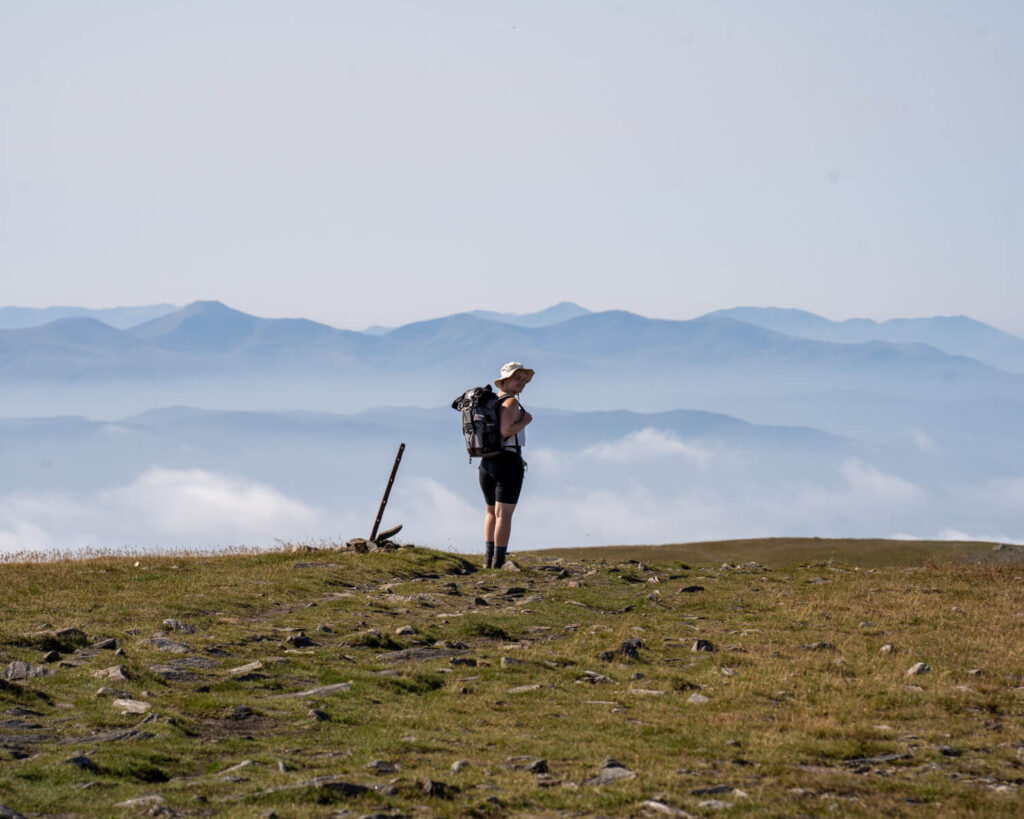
left=2, top=1, right=1022, bottom=331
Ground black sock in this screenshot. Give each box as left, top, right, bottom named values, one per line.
left=493, top=546, right=507, bottom=569
left=485, top=542, right=495, bottom=569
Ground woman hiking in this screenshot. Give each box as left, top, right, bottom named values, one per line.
left=480, top=361, right=534, bottom=568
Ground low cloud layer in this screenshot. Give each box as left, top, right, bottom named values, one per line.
left=0, top=468, right=321, bottom=554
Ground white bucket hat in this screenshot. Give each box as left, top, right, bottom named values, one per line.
left=494, top=361, right=535, bottom=391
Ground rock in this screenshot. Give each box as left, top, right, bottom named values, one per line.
left=0, top=805, right=26, bottom=819
left=162, top=619, right=196, bottom=634
left=63, top=754, right=98, bottom=771
left=40, top=651, right=60, bottom=663
left=800, top=642, right=837, bottom=651
left=638, top=799, right=695, bottom=817
left=92, top=638, right=118, bottom=650
left=376, top=646, right=466, bottom=663
left=113, top=698, right=152, bottom=714
left=284, top=633, right=318, bottom=648
left=451, top=759, right=468, bottom=773
left=148, top=665, right=196, bottom=682
left=228, top=661, right=264, bottom=677
left=692, top=785, right=733, bottom=796
left=967, top=668, right=983, bottom=676
left=906, top=662, right=931, bottom=676
left=267, top=682, right=352, bottom=699
left=687, top=693, right=710, bottom=704
left=508, top=683, right=543, bottom=693
left=419, top=778, right=459, bottom=798
left=146, top=637, right=190, bottom=654
left=443, top=582, right=460, bottom=595
left=473, top=596, right=489, bottom=606
left=376, top=524, right=403, bottom=541
left=576, top=670, right=614, bottom=684
left=366, top=760, right=399, bottom=773
left=697, top=799, right=732, bottom=810
left=308, top=709, right=330, bottom=722
left=231, top=705, right=255, bottom=720
left=95, top=686, right=129, bottom=698
left=619, top=638, right=643, bottom=659
left=692, top=639, right=715, bottom=653
left=506, top=756, right=547, bottom=773
left=879, top=644, right=894, bottom=654
left=500, top=656, right=522, bottom=668
left=221, top=759, right=254, bottom=774
left=113, top=795, right=164, bottom=808
left=2, top=662, right=51, bottom=680
left=395, top=626, right=416, bottom=636
left=679, top=585, right=705, bottom=593
left=584, top=758, right=636, bottom=786
left=938, top=745, right=962, bottom=757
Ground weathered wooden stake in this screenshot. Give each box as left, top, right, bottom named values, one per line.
left=370, top=442, right=405, bottom=542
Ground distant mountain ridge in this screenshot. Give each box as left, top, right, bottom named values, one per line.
left=710, top=307, right=1024, bottom=374
left=0, top=304, right=178, bottom=330
left=0, top=300, right=1019, bottom=409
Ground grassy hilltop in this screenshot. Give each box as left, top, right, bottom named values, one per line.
left=1, top=539, right=1023, bottom=818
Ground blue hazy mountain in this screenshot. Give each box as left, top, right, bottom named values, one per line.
left=0, top=304, right=178, bottom=330
left=362, top=301, right=591, bottom=334
left=2, top=302, right=1024, bottom=424
left=709, top=307, right=1024, bottom=374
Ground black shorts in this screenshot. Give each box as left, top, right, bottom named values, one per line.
left=478, top=450, right=525, bottom=506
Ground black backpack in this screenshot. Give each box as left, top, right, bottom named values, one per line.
left=452, top=385, right=518, bottom=461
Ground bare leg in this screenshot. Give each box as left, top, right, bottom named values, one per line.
left=495, top=502, right=517, bottom=548
left=484, top=505, right=496, bottom=542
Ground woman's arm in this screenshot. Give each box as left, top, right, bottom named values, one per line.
left=499, top=397, right=532, bottom=439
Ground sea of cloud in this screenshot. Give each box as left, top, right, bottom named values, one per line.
left=3, top=426, right=1020, bottom=557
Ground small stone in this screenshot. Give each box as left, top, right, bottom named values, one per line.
left=967, top=668, right=983, bottom=676
left=284, top=633, right=317, bottom=648
left=91, top=665, right=129, bottom=681
left=501, top=560, right=522, bottom=572
left=276, top=759, right=291, bottom=772
left=221, top=759, right=254, bottom=773
left=395, top=626, right=416, bottom=635
left=583, top=759, right=636, bottom=786
left=451, top=759, right=468, bottom=773
left=801, top=642, right=837, bottom=651
left=906, top=662, right=931, bottom=676
left=308, top=709, right=330, bottom=722
left=679, top=585, right=705, bottom=593
left=146, top=637, right=190, bottom=654
left=443, top=582, right=459, bottom=595
left=938, top=745, right=962, bottom=757
left=113, top=698, right=152, bottom=714
left=231, top=705, right=255, bottom=720
left=638, top=799, right=694, bottom=817
left=41, top=651, right=60, bottom=663
left=692, top=639, right=715, bottom=653
left=698, top=799, right=732, bottom=810
left=2, top=661, right=52, bottom=680
left=0, top=805, right=27, bottom=819
left=366, top=760, right=398, bottom=773
left=576, top=670, right=614, bottom=684
left=508, top=683, right=542, bottom=693
left=63, top=755, right=98, bottom=771
left=473, top=596, right=489, bottom=606
left=162, top=619, right=196, bottom=634
left=95, top=686, right=129, bottom=698
left=316, top=624, right=332, bottom=634
left=113, top=795, right=163, bottom=808
left=500, top=656, right=522, bottom=668
left=687, top=693, right=710, bottom=704
left=93, top=638, right=118, bottom=650
left=879, top=644, right=894, bottom=654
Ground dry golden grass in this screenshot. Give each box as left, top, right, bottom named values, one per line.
left=0, top=539, right=1022, bottom=817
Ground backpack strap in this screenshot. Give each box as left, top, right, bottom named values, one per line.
left=497, top=393, right=523, bottom=452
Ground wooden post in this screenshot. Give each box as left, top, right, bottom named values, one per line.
left=370, top=443, right=405, bottom=542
